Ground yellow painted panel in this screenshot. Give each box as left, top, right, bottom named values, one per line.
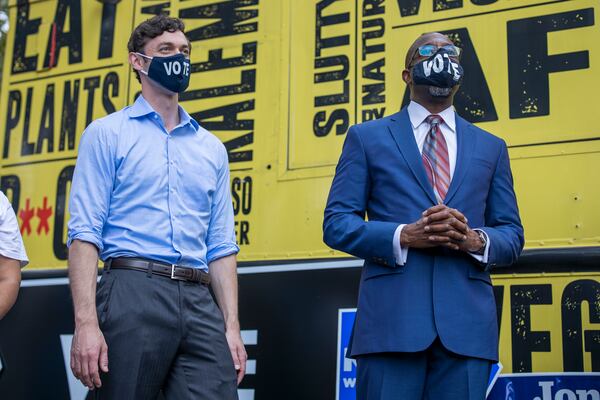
left=0, top=0, right=133, bottom=268
left=492, top=273, right=600, bottom=373
left=287, top=0, right=357, bottom=170
left=0, top=0, right=599, bottom=267
left=511, top=142, right=600, bottom=248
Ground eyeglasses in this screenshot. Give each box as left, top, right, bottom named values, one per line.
left=417, top=44, right=461, bottom=57
left=408, top=44, right=462, bottom=67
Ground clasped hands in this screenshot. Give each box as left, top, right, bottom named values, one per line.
left=400, top=204, right=483, bottom=253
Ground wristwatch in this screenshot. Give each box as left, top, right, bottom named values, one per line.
left=474, top=230, right=487, bottom=255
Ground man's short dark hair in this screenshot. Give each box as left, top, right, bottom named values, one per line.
left=128, top=15, right=188, bottom=82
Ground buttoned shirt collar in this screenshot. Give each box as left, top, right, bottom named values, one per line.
left=128, top=95, right=200, bottom=132
left=407, top=100, right=456, bottom=133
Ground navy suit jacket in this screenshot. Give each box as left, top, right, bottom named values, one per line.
left=323, top=108, right=524, bottom=361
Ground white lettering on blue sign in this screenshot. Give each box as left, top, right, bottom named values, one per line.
left=336, top=309, right=357, bottom=400
left=533, top=381, right=599, bottom=400
left=489, top=374, right=600, bottom=400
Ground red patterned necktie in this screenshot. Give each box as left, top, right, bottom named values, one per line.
left=422, top=115, right=450, bottom=204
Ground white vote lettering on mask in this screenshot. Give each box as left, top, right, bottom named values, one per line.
left=422, top=54, right=445, bottom=77
left=422, top=60, right=433, bottom=77
left=164, top=62, right=172, bottom=75
left=451, top=61, right=461, bottom=81
left=432, top=54, right=444, bottom=73
left=163, top=61, right=182, bottom=76
left=443, top=53, right=462, bottom=82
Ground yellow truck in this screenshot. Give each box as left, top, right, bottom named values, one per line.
left=0, top=0, right=598, bottom=398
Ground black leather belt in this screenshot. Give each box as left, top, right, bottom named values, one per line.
left=106, top=258, right=210, bottom=285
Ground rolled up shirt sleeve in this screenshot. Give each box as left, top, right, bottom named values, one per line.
left=206, top=145, right=240, bottom=265
left=67, top=121, right=115, bottom=252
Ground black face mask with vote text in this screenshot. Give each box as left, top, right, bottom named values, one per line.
left=411, top=48, right=463, bottom=88
left=137, top=53, right=191, bottom=93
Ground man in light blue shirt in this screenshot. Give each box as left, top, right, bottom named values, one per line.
left=68, top=15, right=245, bottom=399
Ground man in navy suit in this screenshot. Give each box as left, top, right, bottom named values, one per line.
left=323, top=33, right=524, bottom=399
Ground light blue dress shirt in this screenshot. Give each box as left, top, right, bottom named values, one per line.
left=67, top=95, right=239, bottom=271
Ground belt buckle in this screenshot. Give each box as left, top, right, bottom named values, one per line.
left=170, top=264, right=185, bottom=281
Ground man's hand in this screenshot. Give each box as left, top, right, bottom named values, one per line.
left=402, top=205, right=484, bottom=252
left=400, top=215, right=440, bottom=249
left=209, top=254, right=246, bottom=385
left=71, top=322, right=109, bottom=390
left=422, top=205, right=484, bottom=252
left=68, top=240, right=105, bottom=390
left=459, top=229, right=486, bottom=253
left=225, top=328, right=247, bottom=384
left=402, top=204, right=467, bottom=250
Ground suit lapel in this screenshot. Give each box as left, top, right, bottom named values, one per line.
left=444, top=115, right=476, bottom=205
left=388, top=109, right=437, bottom=204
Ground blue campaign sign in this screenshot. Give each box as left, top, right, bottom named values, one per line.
left=487, top=373, right=600, bottom=400
left=336, top=309, right=357, bottom=400
left=487, top=361, right=504, bottom=398
left=336, top=308, right=506, bottom=399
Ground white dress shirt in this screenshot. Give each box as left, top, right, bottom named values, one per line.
left=392, top=101, right=490, bottom=265
left=0, top=192, right=29, bottom=267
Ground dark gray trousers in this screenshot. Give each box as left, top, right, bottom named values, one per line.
left=94, top=268, right=238, bottom=400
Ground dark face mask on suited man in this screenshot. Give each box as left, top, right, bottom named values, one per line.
left=136, top=52, right=191, bottom=93
left=411, top=48, right=464, bottom=91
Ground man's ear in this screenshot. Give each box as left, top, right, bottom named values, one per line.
left=402, top=69, right=412, bottom=85
left=128, top=52, right=145, bottom=73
